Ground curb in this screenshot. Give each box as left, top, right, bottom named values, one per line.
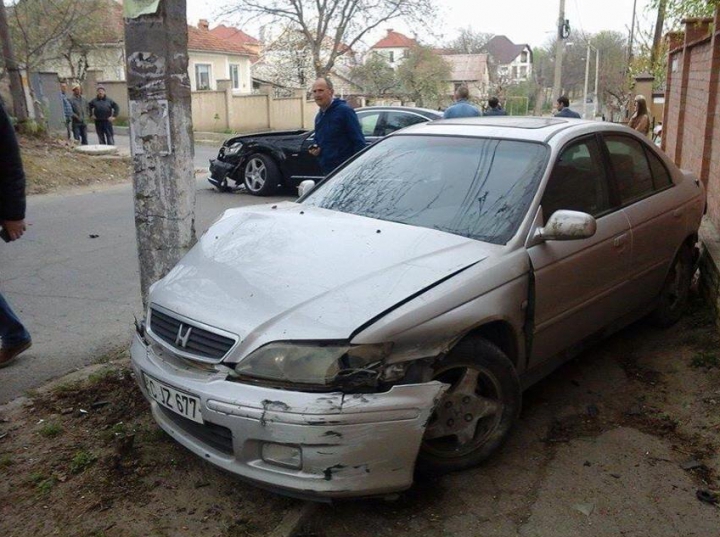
left=268, top=502, right=318, bottom=537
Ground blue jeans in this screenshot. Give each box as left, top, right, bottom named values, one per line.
left=0, top=292, right=30, bottom=348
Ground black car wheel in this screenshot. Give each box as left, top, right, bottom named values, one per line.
left=651, top=245, right=693, bottom=327
left=243, top=154, right=280, bottom=196
left=418, top=337, right=521, bottom=473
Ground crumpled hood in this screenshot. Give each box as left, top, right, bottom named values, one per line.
left=150, top=202, right=492, bottom=361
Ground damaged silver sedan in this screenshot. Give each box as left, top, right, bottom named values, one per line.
left=131, top=117, right=706, bottom=499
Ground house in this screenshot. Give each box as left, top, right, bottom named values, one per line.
left=189, top=20, right=254, bottom=93
left=368, top=29, right=418, bottom=69
left=38, top=4, right=255, bottom=94
left=209, top=24, right=263, bottom=56
left=482, top=35, right=533, bottom=84
left=441, top=54, right=490, bottom=99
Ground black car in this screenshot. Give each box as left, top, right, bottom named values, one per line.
left=207, top=106, right=443, bottom=196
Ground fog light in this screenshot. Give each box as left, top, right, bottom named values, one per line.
left=261, top=442, right=302, bottom=469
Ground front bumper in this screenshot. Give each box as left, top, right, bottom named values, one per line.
left=130, top=334, right=446, bottom=499
left=208, top=159, right=239, bottom=188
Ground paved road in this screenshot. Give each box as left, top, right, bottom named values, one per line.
left=0, top=139, right=290, bottom=403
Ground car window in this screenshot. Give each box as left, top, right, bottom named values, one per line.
left=605, top=135, right=656, bottom=204
left=379, top=111, right=429, bottom=136
left=645, top=147, right=673, bottom=190
left=542, top=137, right=611, bottom=219
left=357, top=112, right=382, bottom=137
left=303, top=135, right=549, bottom=245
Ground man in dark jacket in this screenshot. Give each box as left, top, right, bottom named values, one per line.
left=70, top=84, right=89, bottom=145
left=89, top=86, right=120, bottom=145
left=309, top=77, right=366, bottom=175
left=0, top=100, right=32, bottom=368
left=484, top=96, right=508, bottom=116
left=555, top=95, right=581, bottom=118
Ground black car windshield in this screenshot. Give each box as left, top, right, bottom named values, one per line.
left=302, top=135, right=548, bottom=244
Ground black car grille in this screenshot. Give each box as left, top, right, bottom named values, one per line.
left=158, top=406, right=234, bottom=456
left=149, top=308, right=235, bottom=361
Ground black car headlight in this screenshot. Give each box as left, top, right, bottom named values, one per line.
left=233, top=342, right=393, bottom=387
left=224, top=142, right=243, bottom=156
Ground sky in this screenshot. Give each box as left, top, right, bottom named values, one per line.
left=187, top=0, right=655, bottom=50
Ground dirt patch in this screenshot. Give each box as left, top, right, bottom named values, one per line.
left=20, top=134, right=131, bottom=195
left=0, top=353, right=295, bottom=537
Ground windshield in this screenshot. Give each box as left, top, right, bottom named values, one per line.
left=302, top=135, right=548, bottom=244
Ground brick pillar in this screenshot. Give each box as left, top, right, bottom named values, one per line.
left=699, top=8, right=720, bottom=187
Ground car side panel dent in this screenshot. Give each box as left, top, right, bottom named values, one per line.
left=352, top=250, right=530, bottom=374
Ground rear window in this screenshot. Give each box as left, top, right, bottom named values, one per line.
left=303, top=135, right=548, bottom=244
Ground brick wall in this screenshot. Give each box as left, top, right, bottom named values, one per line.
left=663, top=13, right=720, bottom=232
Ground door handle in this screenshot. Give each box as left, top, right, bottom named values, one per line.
left=613, top=234, right=628, bottom=248
left=672, top=208, right=683, bottom=218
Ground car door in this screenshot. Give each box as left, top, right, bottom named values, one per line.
left=377, top=110, right=432, bottom=137
left=602, top=134, right=686, bottom=307
left=528, top=135, right=632, bottom=363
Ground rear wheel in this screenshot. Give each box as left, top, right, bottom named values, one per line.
left=243, top=153, right=280, bottom=196
left=418, top=338, right=521, bottom=473
left=651, top=245, right=693, bottom=327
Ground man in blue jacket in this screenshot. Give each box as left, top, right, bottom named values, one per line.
left=309, top=77, right=366, bottom=175
left=443, top=86, right=481, bottom=119
left=555, top=95, right=581, bottom=118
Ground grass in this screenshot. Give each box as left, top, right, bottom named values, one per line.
left=690, top=351, right=720, bottom=369
left=69, top=450, right=97, bottom=474
left=30, top=472, right=56, bottom=494
left=87, top=368, right=117, bottom=385
left=39, top=422, right=63, bottom=438
left=0, top=454, right=13, bottom=468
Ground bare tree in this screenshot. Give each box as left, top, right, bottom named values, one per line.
left=444, top=27, right=493, bottom=54
left=0, top=0, right=28, bottom=121
left=397, top=45, right=450, bottom=108
left=349, top=52, right=398, bottom=97
left=222, top=0, right=437, bottom=77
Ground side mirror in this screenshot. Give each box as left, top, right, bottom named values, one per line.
left=298, top=179, right=316, bottom=197
left=536, top=209, right=597, bottom=241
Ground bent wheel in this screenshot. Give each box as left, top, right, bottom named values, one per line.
left=418, top=338, right=521, bottom=473
left=243, top=153, right=280, bottom=196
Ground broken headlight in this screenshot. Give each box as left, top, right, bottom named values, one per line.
left=223, top=141, right=243, bottom=156
left=233, top=342, right=393, bottom=387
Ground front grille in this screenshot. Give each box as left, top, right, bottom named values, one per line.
left=149, top=308, right=235, bottom=361
left=158, top=406, right=234, bottom=455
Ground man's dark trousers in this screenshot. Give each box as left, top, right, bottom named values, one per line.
left=95, top=120, right=114, bottom=145
left=73, top=123, right=88, bottom=145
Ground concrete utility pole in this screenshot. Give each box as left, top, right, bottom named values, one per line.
left=552, top=0, right=567, bottom=101
left=0, top=0, right=29, bottom=121
left=124, top=0, right=196, bottom=307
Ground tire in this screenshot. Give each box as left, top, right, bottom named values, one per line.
left=651, top=245, right=693, bottom=328
left=417, top=337, right=521, bottom=473
left=242, top=153, right=281, bottom=196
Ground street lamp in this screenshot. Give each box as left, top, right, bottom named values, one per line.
left=583, top=43, right=600, bottom=119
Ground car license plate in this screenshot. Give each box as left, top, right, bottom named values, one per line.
left=142, top=373, right=203, bottom=424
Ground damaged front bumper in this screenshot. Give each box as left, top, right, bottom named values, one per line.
left=130, top=334, right=447, bottom=499
left=207, top=159, right=239, bottom=189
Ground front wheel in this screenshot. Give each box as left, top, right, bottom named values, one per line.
left=650, top=245, right=693, bottom=327
left=418, top=338, right=521, bottom=473
left=243, top=153, right=280, bottom=196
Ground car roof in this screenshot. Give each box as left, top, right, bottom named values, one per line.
left=358, top=105, right=443, bottom=118
left=398, top=116, right=634, bottom=143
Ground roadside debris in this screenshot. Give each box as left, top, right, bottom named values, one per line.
left=696, top=489, right=719, bottom=506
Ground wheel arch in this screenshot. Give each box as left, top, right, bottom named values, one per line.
left=453, top=320, right=520, bottom=369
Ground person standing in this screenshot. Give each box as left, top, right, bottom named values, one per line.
left=89, top=86, right=120, bottom=145
left=443, top=86, right=481, bottom=119
left=555, top=96, right=581, bottom=118
left=70, top=84, right=89, bottom=145
left=628, top=94, right=650, bottom=137
left=60, top=82, right=73, bottom=140
left=309, top=77, right=366, bottom=175
left=484, top=96, right=508, bottom=116
left=0, top=100, right=32, bottom=368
